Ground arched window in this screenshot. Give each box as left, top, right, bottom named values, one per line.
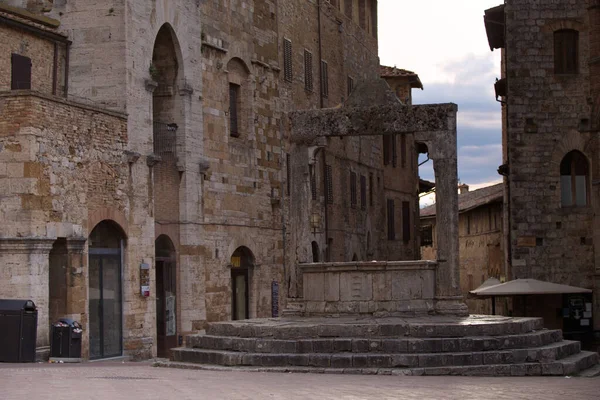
left=560, top=151, right=589, bottom=206
left=554, top=29, right=579, bottom=74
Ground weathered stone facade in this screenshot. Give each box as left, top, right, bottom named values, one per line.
left=0, top=0, right=440, bottom=360
left=485, top=1, right=599, bottom=335
left=420, top=184, right=504, bottom=315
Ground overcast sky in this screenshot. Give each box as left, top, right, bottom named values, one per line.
left=378, top=0, right=503, bottom=193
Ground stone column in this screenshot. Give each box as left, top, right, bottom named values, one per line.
left=431, top=144, right=468, bottom=316
left=0, top=238, right=55, bottom=349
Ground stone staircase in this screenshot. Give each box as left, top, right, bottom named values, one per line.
left=156, top=316, right=599, bottom=376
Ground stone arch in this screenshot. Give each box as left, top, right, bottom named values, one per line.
left=87, top=208, right=128, bottom=237
left=559, top=150, right=590, bottom=207
left=549, top=130, right=591, bottom=168
left=542, top=19, right=587, bottom=34
left=226, top=57, right=251, bottom=76
left=226, top=57, right=252, bottom=139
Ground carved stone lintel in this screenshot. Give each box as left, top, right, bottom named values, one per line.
left=146, top=154, right=162, bottom=167
left=124, top=150, right=141, bottom=164
left=0, top=238, right=56, bottom=254
left=145, top=79, right=159, bottom=93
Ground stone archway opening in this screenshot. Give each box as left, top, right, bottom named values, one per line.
left=230, top=246, right=255, bottom=320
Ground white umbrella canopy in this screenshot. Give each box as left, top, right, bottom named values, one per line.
left=469, top=278, right=592, bottom=296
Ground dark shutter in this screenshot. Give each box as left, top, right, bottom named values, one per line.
left=347, top=76, right=354, bottom=96
left=400, top=134, right=407, bottom=168
left=392, top=134, right=398, bottom=167
left=387, top=199, right=395, bottom=240
left=402, top=201, right=411, bottom=243
left=304, top=50, right=313, bottom=91
left=321, top=60, right=329, bottom=98
left=325, top=164, right=333, bottom=204
left=344, top=0, right=353, bottom=18
left=420, top=225, right=433, bottom=246
left=369, top=173, right=374, bottom=206
left=350, top=171, right=357, bottom=208
left=310, top=166, right=317, bottom=200
left=554, top=30, right=578, bottom=74
left=11, top=54, right=32, bottom=90
left=229, top=83, right=240, bottom=137
left=383, top=135, right=391, bottom=165
left=360, top=175, right=366, bottom=210
left=284, top=39, right=293, bottom=82
left=286, top=153, right=291, bottom=196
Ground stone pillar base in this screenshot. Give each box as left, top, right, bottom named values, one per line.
left=434, top=296, right=469, bottom=316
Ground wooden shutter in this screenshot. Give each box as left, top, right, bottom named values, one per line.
left=321, top=60, right=329, bottom=98
left=11, top=54, right=32, bottom=90
left=392, top=134, right=398, bottom=167
left=325, top=165, right=333, bottom=204
left=402, top=201, right=411, bottom=243
left=347, top=76, right=354, bottom=96
left=304, top=50, right=313, bottom=91
left=360, top=175, right=366, bottom=210
left=554, top=30, right=578, bottom=74
left=344, top=0, right=353, bottom=18
left=369, top=173, right=374, bottom=206
left=350, top=171, right=357, bottom=208
left=310, top=166, right=317, bottom=200
left=400, top=134, right=406, bottom=168
left=383, top=136, right=391, bottom=165
left=387, top=199, right=395, bottom=240
left=229, top=83, right=240, bottom=137
left=284, top=39, right=293, bottom=82
left=286, top=153, right=291, bottom=196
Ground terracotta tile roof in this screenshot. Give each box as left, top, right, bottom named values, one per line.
left=380, top=65, right=423, bottom=89
left=420, top=183, right=503, bottom=218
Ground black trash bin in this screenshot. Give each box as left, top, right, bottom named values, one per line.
left=0, top=299, right=38, bottom=363
left=50, top=318, right=82, bottom=360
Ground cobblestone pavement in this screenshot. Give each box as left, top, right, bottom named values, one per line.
left=0, top=361, right=598, bottom=400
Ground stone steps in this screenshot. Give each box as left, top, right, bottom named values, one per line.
left=186, top=329, right=563, bottom=354
left=206, top=317, right=545, bottom=339
left=156, top=351, right=600, bottom=376
left=171, top=340, right=581, bottom=369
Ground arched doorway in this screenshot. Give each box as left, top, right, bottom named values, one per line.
left=311, top=241, right=320, bottom=262
left=230, top=247, right=254, bottom=320
left=88, top=220, right=125, bottom=360
left=155, top=235, right=177, bottom=358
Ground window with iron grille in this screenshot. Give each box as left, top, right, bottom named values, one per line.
left=321, top=60, right=329, bottom=98
left=400, top=134, right=406, bottom=168
left=347, top=76, right=354, bottom=96
left=229, top=83, right=240, bottom=137
left=11, top=54, right=32, bottom=90
left=387, top=199, right=395, bottom=240
left=554, top=29, right=578, bottom=74
left=402, top=201, right=411, bottom=243
left=310, top=165, right=317, bottom=200
left=325, top=164, right=333, bottom=204
left=284, top=38, right=293, bottom=82
left=304, top=50, right=313, bottom=91
left=421, top=225, right=433, bottom=247
left=369, top=173, right=374, bottom=206
left=360, top=175, right=366, bottom=210
left=350, top=171, right=357, bottom=208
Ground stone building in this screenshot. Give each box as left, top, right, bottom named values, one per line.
left=0, top=0, right=431, bottom=360
left=420, top=183, right=504, bottom=315
left=484, top=1, right=598, bottom=338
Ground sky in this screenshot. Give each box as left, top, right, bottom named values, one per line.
left=378, top=0, right=504, bottom=201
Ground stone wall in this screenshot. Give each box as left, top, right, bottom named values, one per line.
left=503, top=0, right=598, bottom=329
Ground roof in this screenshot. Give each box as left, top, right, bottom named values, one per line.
left=380, top=65, right=423, bottom=89
left=469, top=279, right=592, bottom=296
left=420, top=182, right=503, bottom=218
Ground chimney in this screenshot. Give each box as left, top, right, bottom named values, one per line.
left=458, top=184, right=469, bottom=194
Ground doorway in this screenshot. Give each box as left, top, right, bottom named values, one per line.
left=230, top=247, right=254, bottom=320
left=155, top=235, right=177, bottom=358
left=88, top=221, right=124, bottom=360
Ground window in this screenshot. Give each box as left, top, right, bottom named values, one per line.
left=358, top=0, right=366, bottom=29
left=311, top=241, right=320, bottom=263
left=560, top=150, right=588, bottom=206
left=387, top=199, right=395, bottom=240
left=11, top=54, right=32, bottom=90
left=304, top=50, right=313, bottom=91
left=392, top=134, right=398, bottom=167
left=286, top=153, right=291, bottom=196
left=325, top=164, right=333, bottom=204
left=400, top=134, right=407, bottom=168
left=321, top=60, right=329, bottom=98
left=369, top=173, right=374, bottom=206
left=466, top=215, right=471, bottom=235
left=347, top=76, right=354, bottom=96
left=360, top=175, right=366, bottom=211
left=383, top=135, right=391, bottom=166
left=344, top=0, right=353, bottom=18
left=421, top=225, right=433, bottom=247
left=554, top=29, right=578, bottom=74
left=229, top=83, right=240, bottom=137
left=350, top=171, right=357, bottom=208
left=310, top=165, right=317, bottom=200
left=402, top=201, right=411, bottom=243
left=283, top=38, right=293, bottom=82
